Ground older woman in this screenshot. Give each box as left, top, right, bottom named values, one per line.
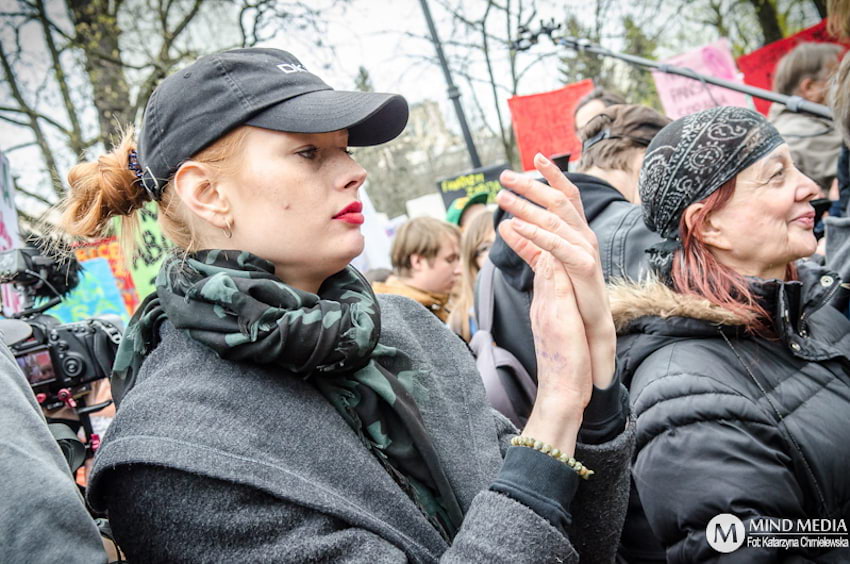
left=62, top=48, right=632, bottom=562
left=613, top=106, right=850, bottom=562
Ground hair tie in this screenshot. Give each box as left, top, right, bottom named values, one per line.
left=583, top=129, right=619, bottom=152
left=129, top=150, right=164, bottom=201
left=128, top=150, right=144, bottom=179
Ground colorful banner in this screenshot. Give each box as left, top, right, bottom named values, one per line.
left=123, top=203, right=173, bottom=300
left=508, top=79, right=595, bottom=171
left=737, top=19, right=850, bottom=115
left=74, top=237, right=139, bottom=315
left=437, top=163, right=509, bottom=209
left=0, top=151, right=23, bottom=316
left=653, top=39, right=749, bottom=119
left=46, top=258, right=129, bottom=324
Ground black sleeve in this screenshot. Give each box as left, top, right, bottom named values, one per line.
left=490, top=446, right=579, bottom=533
left=579, top=368, right=630, bottom=445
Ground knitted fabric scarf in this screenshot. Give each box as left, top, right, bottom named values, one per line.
left=112, top=249, right=464, bottom=541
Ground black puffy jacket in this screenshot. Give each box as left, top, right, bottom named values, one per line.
left=613, top=263, right=850, bottom=562
left=488, top=173, right=662, bottom=381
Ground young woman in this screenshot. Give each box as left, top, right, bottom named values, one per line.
left=62, top=48, right=633, bottom=562
left=613, top=106, right=850, bottom=562
left=447, top=209, right=495, bottom=342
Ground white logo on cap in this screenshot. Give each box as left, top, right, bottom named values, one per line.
left=277, top=63, right=307, bottom=74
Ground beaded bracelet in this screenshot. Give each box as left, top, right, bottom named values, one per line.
left=511, top=435, right=595, bottom=480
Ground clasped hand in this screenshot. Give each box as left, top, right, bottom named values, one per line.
left=495, top=153, right=616, bottom=456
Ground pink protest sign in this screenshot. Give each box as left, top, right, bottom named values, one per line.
left=652, top=39, right=749, bottom=119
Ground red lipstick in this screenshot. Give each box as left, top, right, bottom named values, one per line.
left=333, top=201, right=364, bottom=225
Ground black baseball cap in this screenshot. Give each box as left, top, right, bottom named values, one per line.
left=137, top=48, right=409, bottom=199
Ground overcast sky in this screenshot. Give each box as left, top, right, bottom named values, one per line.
left=1, top=0, right=710, bottom=202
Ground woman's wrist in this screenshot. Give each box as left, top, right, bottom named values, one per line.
left=522, top=397, right=583, bottom=457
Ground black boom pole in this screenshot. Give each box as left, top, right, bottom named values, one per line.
left=513, top=22, right=833, bottom=120
left=419, top=0, right=482, bottom=168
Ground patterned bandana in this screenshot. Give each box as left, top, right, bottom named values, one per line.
left=112, top=250, right=464, bottom=541
left=638, top=106, right=783, bottom=281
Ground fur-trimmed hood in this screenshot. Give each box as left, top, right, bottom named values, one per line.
left=609, top=279, right=746, bottom=334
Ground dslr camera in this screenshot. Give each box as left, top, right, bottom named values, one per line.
left=0, top=241, right=121, bottom=417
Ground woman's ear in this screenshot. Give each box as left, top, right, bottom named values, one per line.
left=684, top=202, right=732, bottom=251
left=172, top=161, right=231, bottom=229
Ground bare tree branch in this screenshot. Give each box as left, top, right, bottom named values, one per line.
left=15, top=182, right=55, bottom=207
left=0, top=114, right=30, bottom=127
left=34, top=0, right=85, bottom=157
left=132, top=0, right=204, bottom=119
left=0, top=45, right=63, bottom=198
left=3, top=141, right=36, bottom=153
left=15, top=206, right=39, bottom=229
left=0, top=106, right=72, bottom=137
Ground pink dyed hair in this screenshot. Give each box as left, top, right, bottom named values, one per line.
left=670, top=177, right=796, bottom=335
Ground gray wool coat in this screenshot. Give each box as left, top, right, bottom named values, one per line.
left=88, top=294, right=634, bottom=563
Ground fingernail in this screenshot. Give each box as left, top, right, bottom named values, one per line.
left=513, top=218, right=530, bottom=231
left=498, top=190, right=515, bottom=203
left=501, top=170, right=517, bottom=182
left=535, top=153, right=551, bottom=165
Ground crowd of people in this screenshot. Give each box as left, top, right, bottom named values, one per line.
left=4, top=8, right=850, bottom=563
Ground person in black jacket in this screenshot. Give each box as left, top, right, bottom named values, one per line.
left=614, top=106, right=850, bottom=562
left=485, top=104, right=669, bottom=421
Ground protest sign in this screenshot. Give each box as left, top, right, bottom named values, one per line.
left=508, top=79, right=595, bottom=171
left=46, top=257, right=129, bottom=324
left=737, top=19, right=850, bottom=115
left=0, top=152, right=23, bottom=316
left=653, top=39, right=749, bottom=119
left=74, top=237, right=139, bottom=315
left=437, top=162, right=509, bottom=210
left=117, top=203, right=173, bottom=300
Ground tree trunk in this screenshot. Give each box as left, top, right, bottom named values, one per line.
left=67, top=0, right=134, bottom=147
left=750, top=0, right=784, bottom=44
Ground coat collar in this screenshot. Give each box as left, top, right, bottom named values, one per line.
left=610, top=263, right=847, bottom=361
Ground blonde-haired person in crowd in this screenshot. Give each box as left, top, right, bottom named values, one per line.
left=828, top=0, right=850, bottom=40
left=63, top=47, right=634, bottom=562
left=770, top=42, right=844, bottom=193
left=373, top=216, right=461, bottom=322
left=447, top=210, right=495, bottom=342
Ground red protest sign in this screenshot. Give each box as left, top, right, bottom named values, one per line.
left=737, top=19, right=849, bottom=115
left=508, top=79, right=594, bottom=171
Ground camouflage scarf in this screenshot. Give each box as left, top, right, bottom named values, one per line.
left=113, top=249, right=463, bottom=541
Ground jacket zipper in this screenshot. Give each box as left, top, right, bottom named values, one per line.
left=798, top=280, right=840, bottom=337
